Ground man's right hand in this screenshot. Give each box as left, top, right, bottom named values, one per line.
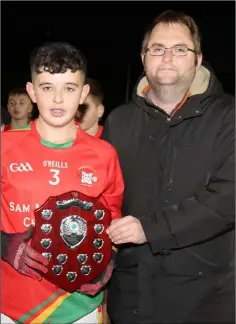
left=1, top=226, right=49, bottom=280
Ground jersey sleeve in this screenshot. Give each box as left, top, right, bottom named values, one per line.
left=99, top=149, right=124, bottom=220
left=1, top=130, right=31, bottom=233
left=2, top=138, right=8, bottom=231
left=1, top=167, right=10, bottom=232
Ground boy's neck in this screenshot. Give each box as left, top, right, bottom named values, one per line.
left=11, top=118, right=29, bottom=129
left=85, top=124, right=99, bottom=136
left=36, top=117, right=78, bottom=144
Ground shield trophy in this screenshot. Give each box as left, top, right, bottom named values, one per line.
left=31, top=191, right=112, bottom=293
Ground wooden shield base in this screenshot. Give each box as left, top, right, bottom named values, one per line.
left=31, top=191, right=112, bottom=292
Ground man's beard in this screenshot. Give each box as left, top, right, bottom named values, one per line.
left=146, top=67, right=196, bottom=94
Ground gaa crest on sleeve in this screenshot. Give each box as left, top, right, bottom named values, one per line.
left=31, top=191, right=112, bottom=292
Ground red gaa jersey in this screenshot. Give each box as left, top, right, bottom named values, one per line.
left=1, top=120, right=124, bottom=323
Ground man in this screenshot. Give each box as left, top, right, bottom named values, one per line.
left=76, top=77, right=104, bottom=138
left=103, top=10, right=235, bottom=324
left=4, top=87, right=33, bottom=130
left=1, top=42, right=124, bottom=324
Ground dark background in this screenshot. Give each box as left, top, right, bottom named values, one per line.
left=2, top=1, right=235, bottom=118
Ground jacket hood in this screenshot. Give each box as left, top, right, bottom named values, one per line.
left=132, top=62, right=224, bottom=108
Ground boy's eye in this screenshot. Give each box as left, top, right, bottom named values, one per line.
left=66, top=87, right=75, bottom=92
left=42, top=86, right=52, bottom=91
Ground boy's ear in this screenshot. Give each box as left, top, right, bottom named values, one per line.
left=26, top=82, right=37, bottom=103
left=97, top=104, right=104, bottom=119
left=79, top=84, right=90, bottom=105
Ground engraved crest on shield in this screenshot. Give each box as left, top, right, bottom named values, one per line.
left=60, top=215, right=87, bottom=249
left=41, top=224, right=52, bottom=234
left=41, top=209, right=53, bottom=220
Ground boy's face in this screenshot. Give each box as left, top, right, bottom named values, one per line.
left=26, top=69, right=89, bottom=128
left=7, top=94, right=33, bottom=120
left=76, top=95, right=104, bottom=131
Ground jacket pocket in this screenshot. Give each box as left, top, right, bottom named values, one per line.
left=160, top=230, right=234, bottom=278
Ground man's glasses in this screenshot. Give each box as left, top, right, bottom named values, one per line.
left=145, top=44, right=196, bottom=56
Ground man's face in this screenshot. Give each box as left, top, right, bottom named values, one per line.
left=76, top=95, right=104, bottom=132
left=142, top=23, right=202, bottom=88
left=7, top=94, right=33, bottom=120
left=26, top=69, right=89, bottom=128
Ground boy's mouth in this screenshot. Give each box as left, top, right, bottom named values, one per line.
left=50, top=108, right=65, bottom=117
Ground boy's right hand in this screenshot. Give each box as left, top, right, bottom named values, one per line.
left=1, top=226, right=49, bottom=280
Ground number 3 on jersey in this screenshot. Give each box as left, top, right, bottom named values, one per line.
left=49, top=169, right=60, bottom=185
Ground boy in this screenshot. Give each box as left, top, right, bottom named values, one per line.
left=1, top=42, right=124, bottom=324
left=76, top=78, right=104, bottom=138
left=4, top=87, right=33, bottom=130
left=1, top=106, right=11, bottom=130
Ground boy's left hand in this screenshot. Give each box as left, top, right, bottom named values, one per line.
left=77, top=250, right=116, bottom=296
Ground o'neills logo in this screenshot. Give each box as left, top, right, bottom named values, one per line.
left=42, top=160, right=68, bottom=169
left=77, top=166, right=98, bottom=187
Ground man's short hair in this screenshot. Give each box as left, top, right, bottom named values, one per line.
left=141, top=10, right=202, bottom=55
left=30, top=42, right=87, bottom=78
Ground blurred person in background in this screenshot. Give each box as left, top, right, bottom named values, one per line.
left=76, top=78, right=104, bottom=138
left=4, top=88, right=33, bottom=130
left=1, top=106, right=11, bottom=130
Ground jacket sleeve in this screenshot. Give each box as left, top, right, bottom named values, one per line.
left=99, top=147, right=124, bottom=220
left=140, top=106, right=235, bottom=255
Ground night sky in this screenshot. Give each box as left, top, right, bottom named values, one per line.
left=2, top=1, right=235, bottom=117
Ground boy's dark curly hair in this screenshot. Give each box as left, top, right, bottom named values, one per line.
left=30, top=42, right=87, bottom=77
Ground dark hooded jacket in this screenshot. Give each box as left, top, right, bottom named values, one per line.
left=102, top=63, right=235, bottom=324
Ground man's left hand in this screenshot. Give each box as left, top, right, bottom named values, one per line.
left=107, top=216, right=147, bottom=245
